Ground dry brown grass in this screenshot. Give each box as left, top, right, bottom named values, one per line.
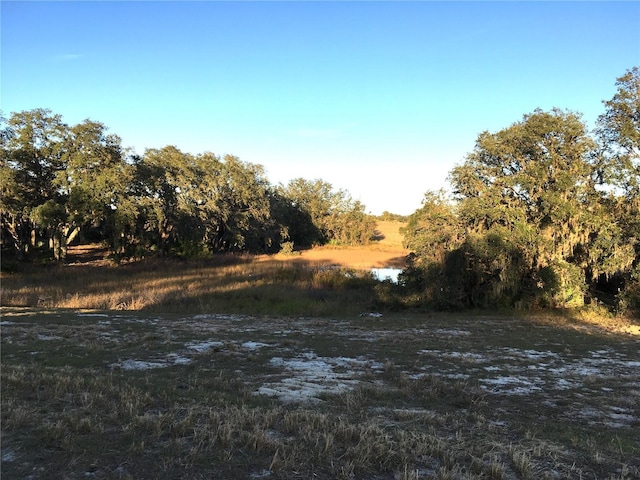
left=1, top=221, right=409, bottom=315
left=1, top=254, right=382, bottom=315
left=260, top=219, right=410, bottom=269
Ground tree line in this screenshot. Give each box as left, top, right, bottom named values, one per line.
left=2, top=68, right=638, bottom=314
left=402, top=68, right=640, bottom=313
left=0, top=112, right=376, bottom=262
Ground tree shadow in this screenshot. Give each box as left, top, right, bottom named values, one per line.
left=371, top=229, right=385, bottom=242
left=384, top=255, right=408, bottom=268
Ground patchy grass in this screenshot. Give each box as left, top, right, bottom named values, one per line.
left=2, top=308, right=638, bottom=479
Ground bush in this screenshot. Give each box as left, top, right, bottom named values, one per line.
left=617, top=265, right=640, bottom=315
left=538, top=260, right=586, bottom=308
left=279, top=242, right=298, bottom=256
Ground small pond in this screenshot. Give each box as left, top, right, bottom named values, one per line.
left=370, top=267, right=403, bottom=283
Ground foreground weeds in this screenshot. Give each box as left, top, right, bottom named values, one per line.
left=1, top=308, right=638, bottom=479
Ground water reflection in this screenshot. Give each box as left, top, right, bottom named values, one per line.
left=370, top=267, right=403, bottom=283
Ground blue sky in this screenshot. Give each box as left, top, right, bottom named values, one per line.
left=2, top=1, right=639, bottom=215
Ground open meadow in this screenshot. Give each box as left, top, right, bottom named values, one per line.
left=2, top=222, right=639, bottom=479
left=0, top=221, right=410, bottom=316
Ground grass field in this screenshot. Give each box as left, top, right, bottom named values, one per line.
left=0, top=221, right=411, bottom=316
left=1, top=222, right=639, bottom=479
left=275, top=220, right=410, bottom=269
left=1, top=308, right=639, bottom=479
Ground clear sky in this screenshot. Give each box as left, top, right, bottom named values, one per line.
left=2, top=1, right=639, bottom=215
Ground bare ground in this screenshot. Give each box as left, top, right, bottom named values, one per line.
left=2, top=307, right=638, bottom=479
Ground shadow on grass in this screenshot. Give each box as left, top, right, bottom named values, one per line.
left=1, top=255, right=388, bottom=316
left=371, top=229, right=386, bottom=242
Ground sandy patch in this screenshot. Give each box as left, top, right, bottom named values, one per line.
left=242, top=341, right=271, bottom=350
left=255, top=352, right=383, bottom=403
left=187, top=340, right=224, bottom=352
left=112, top=353, right=193, bottom=370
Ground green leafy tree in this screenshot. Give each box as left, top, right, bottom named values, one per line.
left=274, top=179, right=326, bottom=248
left=131, top=146, right=200, bottom=256
left=131, top=148, right=274, bottom=257
left=1, top=108, right=377, bottom=262
left=400, top=191, right=463, bottom=305
left=596, top=67, right=640, bottom=180
left=280, top=178, right=376, bottom=247
left=330, top=199, right=376, bottom=245
left=0, top=113, right=23, bottom=255
left=1, top=111, right=135, bottom=261
left=54, top=119, right=132, bottom=259
left=379, top=211, right=408, bottom=222
left=402, top=190, right=461, bottom=265
left=596, top=67, right=640, bottom=312
left=267, top=188, right=318, bottom=251
left=452, top=109, right=598, bottom=269
left=280, top=178, right=335, bottom=245
left=1, top=109, right=68, bottom=258
left=194, top=153, right=273, bottom=253
left=442, top=108, right=631, bottom=308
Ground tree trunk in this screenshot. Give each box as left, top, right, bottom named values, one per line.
left=65, top=225, right=80, bottom=246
